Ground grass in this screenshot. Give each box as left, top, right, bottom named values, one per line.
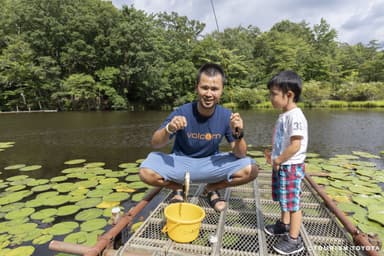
left=249, top=100, right=384, bottom=109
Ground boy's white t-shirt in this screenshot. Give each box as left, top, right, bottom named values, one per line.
left=271, top=107, right=308, bottom=165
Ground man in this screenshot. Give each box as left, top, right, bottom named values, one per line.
left=139, top=63, right=258, bottom=212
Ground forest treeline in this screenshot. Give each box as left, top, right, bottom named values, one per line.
left=1, top=0, right=383, bottom=111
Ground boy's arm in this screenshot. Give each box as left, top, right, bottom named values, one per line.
left=273, top=136, right=302, bottom=170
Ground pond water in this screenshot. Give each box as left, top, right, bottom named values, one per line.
left=1, top=109, right=383, bottom=176
left=0, top=109, right=383, bottom=255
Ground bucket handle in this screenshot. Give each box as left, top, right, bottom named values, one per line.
left=161, top=222, right=181, bottom=234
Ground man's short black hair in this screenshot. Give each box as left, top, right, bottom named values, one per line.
left=196, top=63, right=226, bottom=85
left=267, top=70, right=302, bottom=102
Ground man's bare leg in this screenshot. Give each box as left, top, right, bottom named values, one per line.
left=139, top=168, right=184, bottom=201
left=205, top=164, right=259, bottom=211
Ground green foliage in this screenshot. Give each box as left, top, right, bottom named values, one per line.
left=301, top=80, right=331, bottom=105
left=0, top=0, right=383, bottom=110
left=337, top=82, right=383, bottom=101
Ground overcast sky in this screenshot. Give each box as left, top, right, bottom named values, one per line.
left=111, top=0, right=384, bottom=46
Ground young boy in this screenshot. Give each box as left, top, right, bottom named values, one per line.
left=264, top=70, right=308, bottom=255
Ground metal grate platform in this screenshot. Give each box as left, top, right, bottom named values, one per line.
left=118, top=172, right=364, bottom=256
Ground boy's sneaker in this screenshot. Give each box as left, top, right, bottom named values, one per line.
left=264, top=220, right=290, bottom=236
left=273, top=234, right=304, bottom=255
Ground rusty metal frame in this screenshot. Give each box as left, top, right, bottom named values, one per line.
left=49, top=187, right=162, bottom=256
left=305, top=174, right=380, bottom=256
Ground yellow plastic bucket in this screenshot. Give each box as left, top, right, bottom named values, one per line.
left=162, top=202, right=205, bottom=243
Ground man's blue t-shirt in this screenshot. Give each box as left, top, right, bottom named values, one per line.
left=160, top=102, right=234, bottom=158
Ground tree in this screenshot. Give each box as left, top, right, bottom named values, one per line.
left=0, top=37, right=44, bottom=110
left=53, top=73, right=97, bottom=110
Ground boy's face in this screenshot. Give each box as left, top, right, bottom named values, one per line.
left=269, top=86, right=290, bottom=110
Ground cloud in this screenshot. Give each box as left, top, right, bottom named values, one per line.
left=111, top=0, right=384, bottom=45
left=341, top=1, right=384, bottom=44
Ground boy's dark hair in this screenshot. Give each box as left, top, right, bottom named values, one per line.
left=197, top=63, right=226, bottom=85
left=267, top=70, right=302, bottom=102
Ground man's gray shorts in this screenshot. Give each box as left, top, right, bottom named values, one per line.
left=139, top=152, right=255, bottom=184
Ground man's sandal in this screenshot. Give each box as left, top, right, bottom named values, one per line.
left=169, top=189, right=184, bottom=204
left=206, top=190, right=226, bottom=212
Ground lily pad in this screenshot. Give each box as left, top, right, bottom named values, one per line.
left=247, top=150, right=264, bottom=157
left=31, top=184, right=52, bottom=192
left=52, top=182, right=78, bottom=193
left=115, top=184, right=136, bottom=193
left=49, top=222, right=79, bottom=236
left=31, top=208, right=57, bottom=220
left=118, top=162, right=138, bottom=169
left=306, top=152, right=321, bottom=158
left=19, top=165, right=42, bottom=171
left=75, top=179, right=99, bottom=189
left=333, top=195, right=350, bottom=203
left=367, top=211, right=384, bottom=226
left=349, top=185, right=381, bottom=194
left=131, top=221, right=143, bottom=232
left=321, top=164, right=350, bottom=173
left=351, top=160, right=376, bottom=167
left=337, top=202, right=366, bottom=214
left=125, top=175, right=141, bottom=182
left=0, top=190, right=32, bottom=205
left=5, top=208, right=35, bottom=220
left=103, top=192, right=129, bottom=202
left=132, top=192, right=147, bottom=202
left=352, top=151, right=381, bottom=159
left=99, top=178, right=119, bottom=184
left=7, top=223, right=38, bottom=235
left=97, top=201, right=120, bottom=208
left=61, top=167, right=86, bottom=174
left=84, top=162, right=105, bottom=168
left=367, top=202, right=384, bottom=226
left=334, top=154, right=360, bottom=160
left=57, top=205, right=81, bottom=216
left=352, top=195, right=381, bottom=207
left=5, top=184, right=26, bottom=192
left=75, top=208, right=103, bottom=221
left=87, top=189, right=113, bottom=198
left=311, top=177, right=330, bottom=185
left=6, top=175, right=29, bottom=182
left=0, top=202, right=25, bottom=213
left=76, top=198, right=102, bottom=209
left=64, top=159, right=87, bottom=165
left=64, top=231, right=88, bottom=244
left=36, top=191, right=59, bottom=199
left=80, top=218, right=107, bottom=232
left=44, top=195, right=72, bottom=206
left=3, top=245, right=35, bottom=256
left=128, top=181, right=150, bottom=189
left=24, top=199, right=44, bottom=208
left=70, top=188, right=89, bottom=196
left=50, top=176, right=68, bottom=182
left=105, top=171, right=127, bottom=178
left=124, top=167, right=139, bottom=174
left=32, top=234, right=53, bottom=245
left=305, top=163, right=323, bottom=173
left=4, top=164, right=26, bottom=170
left=27, top=179, right=49, bottom=186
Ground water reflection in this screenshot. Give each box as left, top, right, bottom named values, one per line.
left=0, top=109, right=383, bottom=178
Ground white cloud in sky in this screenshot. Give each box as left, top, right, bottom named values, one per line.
left=111, top=0, right=384, bottom=46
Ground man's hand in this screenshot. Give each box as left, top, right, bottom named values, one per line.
left=230, top=112, right=243, bottom=135
left=167, top=116, right=187, bottom=133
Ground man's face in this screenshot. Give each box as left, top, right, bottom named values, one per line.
left=196, top=73, right=223, bottom=110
